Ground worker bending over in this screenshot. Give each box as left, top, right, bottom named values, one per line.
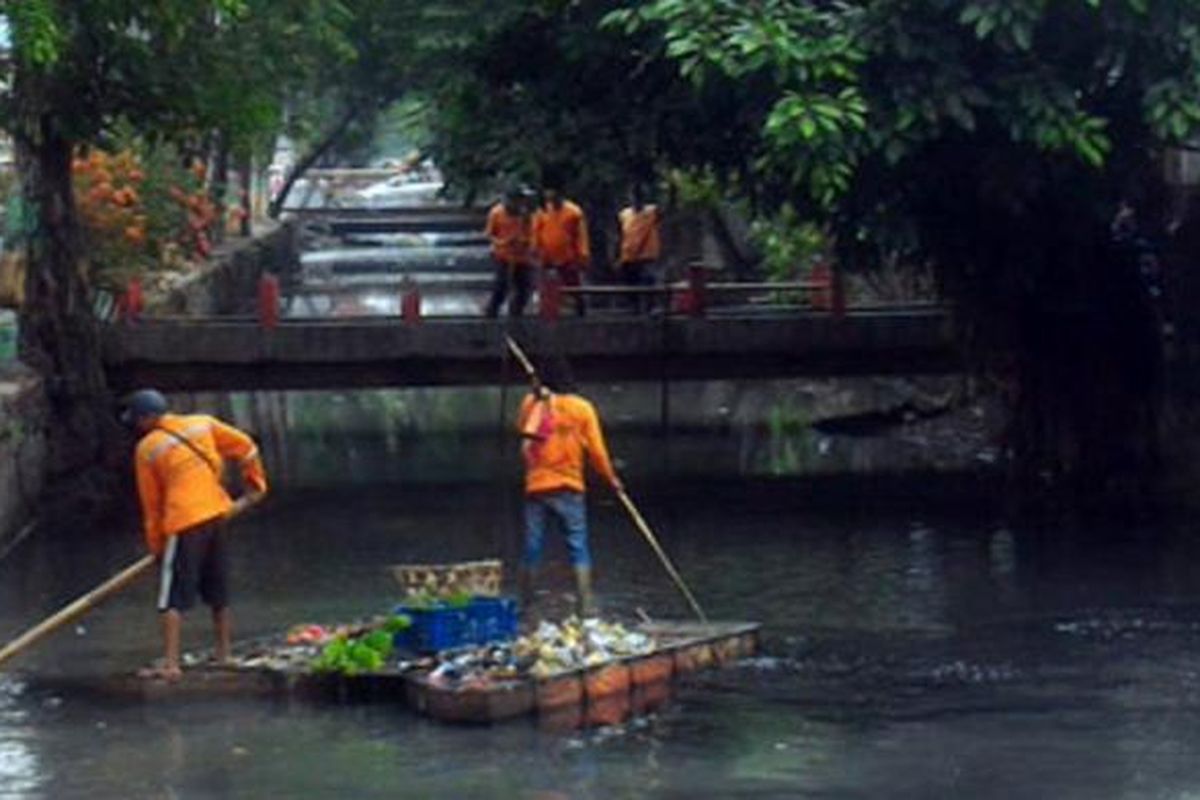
left=123, top=389, right=267, bottom=681
left=517, top=359, right=621, bottom=617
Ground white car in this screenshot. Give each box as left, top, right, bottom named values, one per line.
left=351, top=173, right=445, bottom=208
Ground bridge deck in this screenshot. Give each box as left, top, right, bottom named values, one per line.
left=102, top=311, right=960, bottom=391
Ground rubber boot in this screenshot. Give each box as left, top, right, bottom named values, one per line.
left=573, top=566, right=596, bottom=618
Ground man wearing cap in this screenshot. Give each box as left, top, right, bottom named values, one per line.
left=484, top=188, right=534, bottom=318
left=123, top=389, right=267, bottom=681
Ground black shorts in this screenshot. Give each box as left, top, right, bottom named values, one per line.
left=157, top=522, right=230, bottom=612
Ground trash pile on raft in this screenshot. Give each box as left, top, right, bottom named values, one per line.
left=229, top=616, right=410, bottom=674
left=427, top=618, right=656, bottom=689
left=224, top=615, right=657, bottom=685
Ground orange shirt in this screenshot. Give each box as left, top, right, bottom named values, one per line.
left=618, top=205, right=661, bottom=265
left=485, top=203, right=532, bottom=265
left=135, top=413, right=268, bottom=555
left=518, top=392, right=617, bottom=495
left=532, top=200, right=590, bottom=268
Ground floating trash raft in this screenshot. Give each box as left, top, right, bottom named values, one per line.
left=405, top=620, right=760, bottom=726
left=57, top=619, right=759, bottom=727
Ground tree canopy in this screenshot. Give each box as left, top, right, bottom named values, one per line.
left=418, top=0, right=1200, bottom=490
left=5, top=0, right=1200, bottom=500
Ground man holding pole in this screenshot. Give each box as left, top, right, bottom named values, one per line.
left=517, top=358, right=620, bottom=617
left=123, top=389, right=267, bottom=681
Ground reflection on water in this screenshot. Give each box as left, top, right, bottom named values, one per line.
left=0, top=678, right=40, bottom=798
left=186, top=383, right=991, bottom=490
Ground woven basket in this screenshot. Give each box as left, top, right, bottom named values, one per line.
left=389, top=559, right=503, bottom=598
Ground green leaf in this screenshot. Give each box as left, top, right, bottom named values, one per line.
left=800, top=116, right=818, bottom=140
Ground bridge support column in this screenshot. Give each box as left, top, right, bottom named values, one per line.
left=832, top=264, right=846, bottom=319
left=812, top=261, right=832, bottom=311
left=119, top=278, right=143, bottom=323
left=687, top=264, right=708, bottom=318
left=258, top=273, right=280, bottom=329
left=402, top=280, right=421, bottom=324
left=540, top=273, right=562, bottom=321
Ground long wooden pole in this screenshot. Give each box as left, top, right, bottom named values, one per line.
left=0, top=496, right=262, bottom=670
left=0, top=555, right=155, bottom=669
left=616, top=488, right=707, bottom=622
left=503, top=334, right=708, bottom=621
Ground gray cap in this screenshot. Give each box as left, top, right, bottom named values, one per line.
left=120, top=389, right=168, bottom=426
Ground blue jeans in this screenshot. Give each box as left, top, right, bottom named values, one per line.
left=524, top=491, right=590, bottom=568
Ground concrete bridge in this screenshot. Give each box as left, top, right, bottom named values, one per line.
left=101, top=310, right=960, bottom=392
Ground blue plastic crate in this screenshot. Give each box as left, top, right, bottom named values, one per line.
left=393, top=603, right=472, bottom=653
left=393, top=597, right=518, bottom=653
left=467, top=596, right=518, bottom=644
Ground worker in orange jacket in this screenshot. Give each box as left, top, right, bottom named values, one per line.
left=617, top=185, right=662, bottom=314
left=517, top=358, right=621, bottom=617
left=532, top=184, right=591, bottom=316
left=123, top=389, right=267, bottom=681
left=484, top=188, right=534, bottom=317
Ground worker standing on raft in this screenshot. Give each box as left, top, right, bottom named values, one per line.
left=517, top=359, right=621, bottom=618
left=122, top=389, right=267, bottom=681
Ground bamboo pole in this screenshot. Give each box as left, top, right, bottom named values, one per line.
left=616, top=488, right=708, bottom=622
left=503, top=334, right=708, bottom=621
left=0, top=496, right=262, bottom=670
left=0, top=555, right=155, bottom=669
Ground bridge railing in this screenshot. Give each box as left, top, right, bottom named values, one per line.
left=547, top=264, right=843, bottom=320
left=107, top=267, right=945, bottom=328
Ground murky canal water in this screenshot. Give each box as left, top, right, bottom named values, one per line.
left=2, top=401, right=1200, bottom=798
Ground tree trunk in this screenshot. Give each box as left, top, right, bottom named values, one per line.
left=209, top=130, right=230, bottom=245
left=14, top=108, right=126, bottom=521
left=239, top=153, right=254, bottom=238
left=268, top=106, right=362, bottom=218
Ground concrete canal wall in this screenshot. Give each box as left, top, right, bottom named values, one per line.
left=0, top=224, right=297, bottom=560
left=149, top=222, right=300, bottom=316
left=0, top=368, right=46, bottom=558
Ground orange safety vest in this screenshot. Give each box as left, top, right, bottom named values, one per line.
left=532, top=200, right=591, bottom=268
left=485, top=203, right=532, bottom=265
left=618, top=205, right=661, bottom=265
left=135, top=413, right=268, bottom=556
left=517, top=392, right=616, bottom=495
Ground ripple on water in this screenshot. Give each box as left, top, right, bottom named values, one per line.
left=0, top=736, right=41, bottom=798
left=0, top=677, right=40, bottom=798
left=1053, top=607, right=1200, bottom=641
left=0, top=676, right=27, bottom=724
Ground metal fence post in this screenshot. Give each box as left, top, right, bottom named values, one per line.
left=687, top=264, right=708, bottom=318
left=258, top=273, right=280, bottom=329
left=119, top=278, right=143, bottom=323
left=402, top=278, right=421, bottom=324
left=540, top=272, right=562, bottom=321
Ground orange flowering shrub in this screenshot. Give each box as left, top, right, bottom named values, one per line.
left=72, top=147, right=218, bottom=288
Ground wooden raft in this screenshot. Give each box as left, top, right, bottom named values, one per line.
left=27, top=621, right=759, bottom=728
